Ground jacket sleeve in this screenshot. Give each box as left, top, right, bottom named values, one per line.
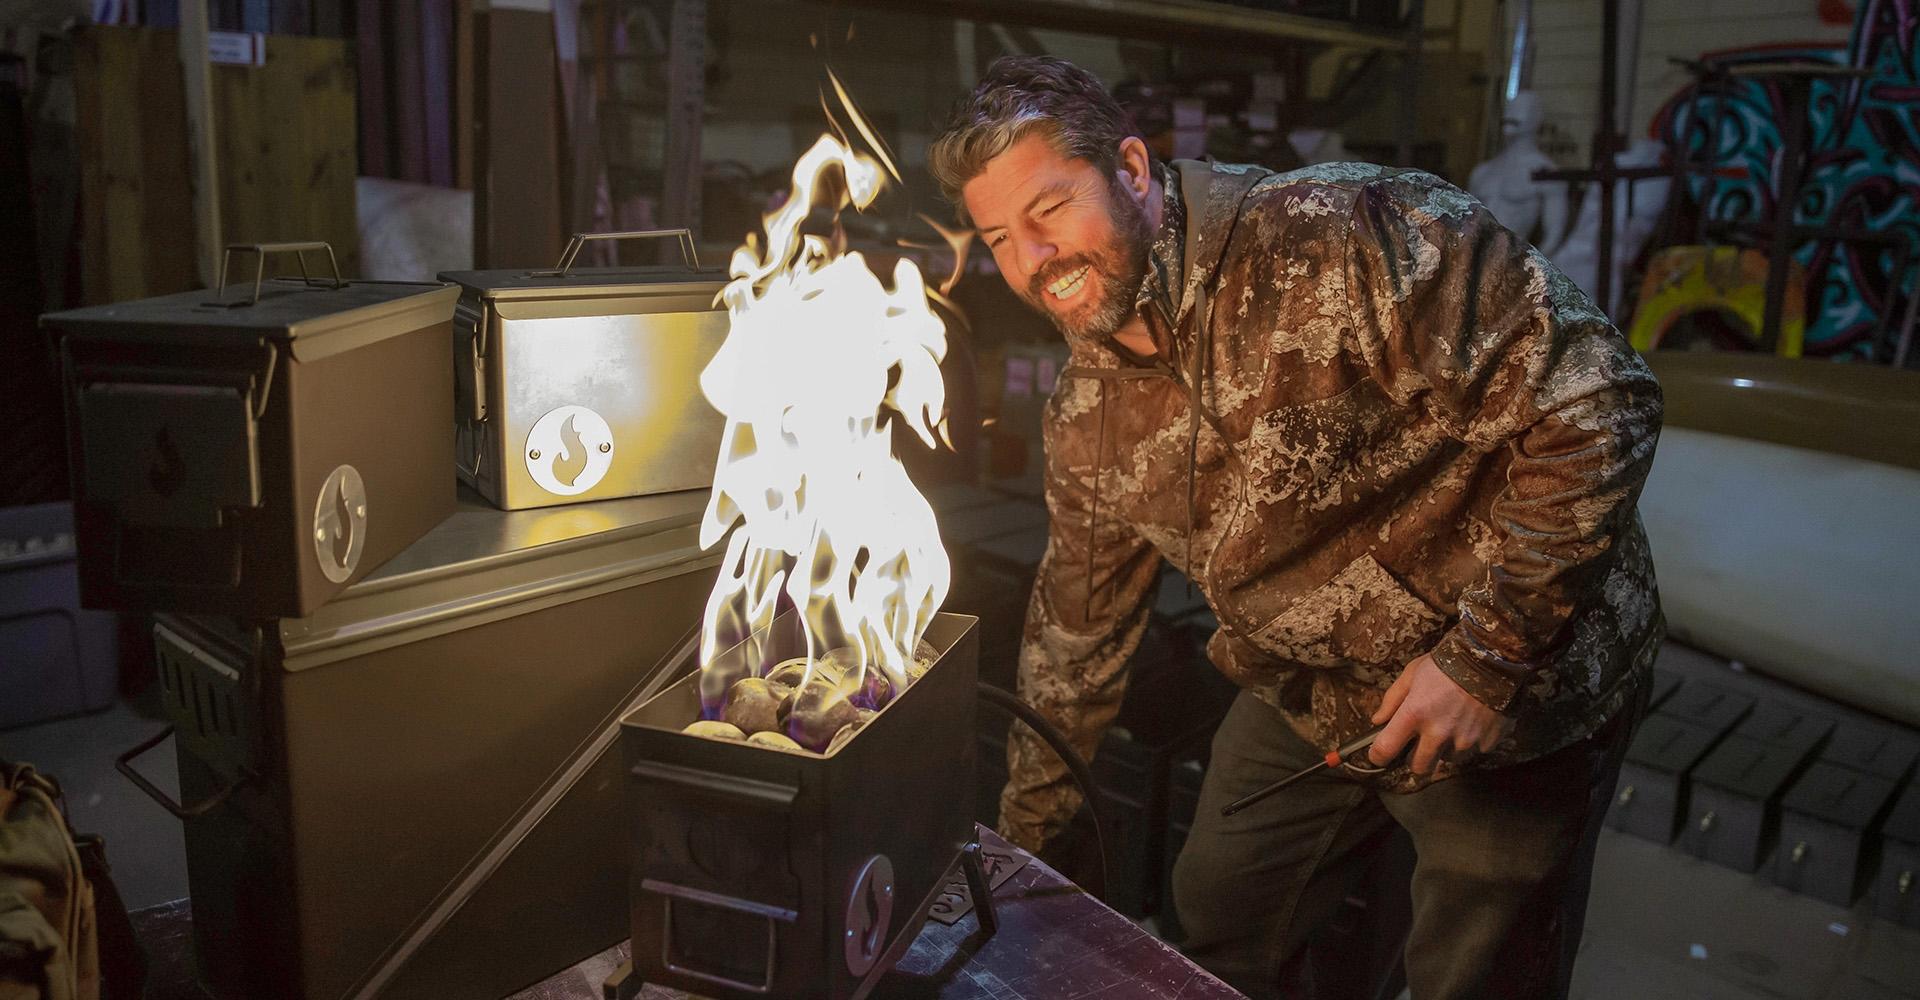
left=1342, top=173, right=1662, bottom=712
left=997, top=382, right=1163, bottom=853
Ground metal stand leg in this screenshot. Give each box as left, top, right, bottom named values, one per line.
left=961, top=841, right=998, bottom=935
left=602, top=959, right=643, bottom=1000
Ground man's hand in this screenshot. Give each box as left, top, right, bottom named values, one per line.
left=1368, top=653, right=1514, bottom=774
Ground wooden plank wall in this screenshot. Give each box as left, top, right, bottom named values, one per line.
left=211, top=33, right=360, bottom=279
left=75, top=25, right=359, bottom=304
left=74, top=26, right=199, bottom=305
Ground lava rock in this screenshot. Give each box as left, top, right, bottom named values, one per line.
left=767, top=656, right=841, bottom=691
left=786, top=680, right=862, bottom=751
left=682, top=720, right=746, bottom=741
left=747, top=730, right=805, bottom=752
left=722, top=677, right=789, bottom=735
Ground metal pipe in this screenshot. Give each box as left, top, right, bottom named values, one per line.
left=1504, top=0, right=1533, bottom=102
left=976, top=683, right=1109, bottom=904
left=1596, top=0, right=1620, bottom=317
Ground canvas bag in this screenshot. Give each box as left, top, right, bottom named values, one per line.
left=0, top=762, right=98, bottom=1000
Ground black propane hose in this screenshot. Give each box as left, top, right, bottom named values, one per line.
left=976, top=682, right=1110, bottom=903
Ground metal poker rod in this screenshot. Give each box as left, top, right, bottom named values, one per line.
left=1220, top=727, right=1387, bottom=817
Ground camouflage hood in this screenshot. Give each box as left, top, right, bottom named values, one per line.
left=999, top=158, right=1664, bottom=852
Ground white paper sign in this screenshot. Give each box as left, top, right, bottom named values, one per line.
left=207, top=31, right=265, bottom=67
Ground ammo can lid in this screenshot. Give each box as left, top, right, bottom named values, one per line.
left=437, top=264, right=728, bottom=302
left=277, top=486, right=715, bottom=670
left=42, top=278, right=461, bottom=364
left=439, top=229, right=728, bottom=305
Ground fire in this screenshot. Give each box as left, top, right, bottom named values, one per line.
left=695, top=79, right=952, bottom=727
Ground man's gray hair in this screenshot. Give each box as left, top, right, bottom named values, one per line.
left=928, top=56, right=1143, bottom=225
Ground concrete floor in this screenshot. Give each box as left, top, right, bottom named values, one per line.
left=3, top=643, right=1917, bottom=998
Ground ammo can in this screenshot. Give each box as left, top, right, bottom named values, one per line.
left=439, top=230, right=729, bottom=511
left=1875, top=781, right=1920, bottom=927
left=1771, top=760, right=1901, bottom=906
left=43, top=243, right=459, bottom=618
left=117, top=487, right=720, bottom=1000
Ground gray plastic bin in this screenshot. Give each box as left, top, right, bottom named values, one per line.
left=1, top=502, right=119, bottom=729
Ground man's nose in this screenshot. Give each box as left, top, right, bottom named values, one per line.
left=1015, top=238, right=1056, bottom=282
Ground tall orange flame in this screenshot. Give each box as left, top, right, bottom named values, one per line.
left=696, top=79, right=951, bottom=707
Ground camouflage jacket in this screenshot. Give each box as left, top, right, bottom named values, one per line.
left=999, top=160, right=1665, bottom=852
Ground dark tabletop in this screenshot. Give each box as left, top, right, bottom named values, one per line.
left=133, top=827, right=1241, bottom=1000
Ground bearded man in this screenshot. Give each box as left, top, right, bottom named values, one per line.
left=929, top=56, right=1664, bottom=1000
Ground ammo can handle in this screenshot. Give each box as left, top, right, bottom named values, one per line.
left=541, top=229, right=701, bottom=275
left=115, top=726, right=248, bottom=820
left=210, top=241, right=345, bottom=308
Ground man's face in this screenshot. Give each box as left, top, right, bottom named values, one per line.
left=961, top=134, right=1153, bottom=342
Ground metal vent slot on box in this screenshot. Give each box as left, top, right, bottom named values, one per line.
left=154, top=623, right=252, bottom=781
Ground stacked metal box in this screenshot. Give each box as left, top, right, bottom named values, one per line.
left=1678, top=702, right=1832, bottom=872
left=1770, top=723, right=1919, bottom=906
left=1607, top=677, right=1748, bottom=843
left=40, top=236, right=733, bottom=1000
left=1604, top=665, right=1920, bottom=915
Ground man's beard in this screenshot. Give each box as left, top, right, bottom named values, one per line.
left=1022, top=181, right=1153, bottom=342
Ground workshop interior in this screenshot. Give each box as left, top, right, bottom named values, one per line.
left=1, top=0, right=1917, bottom=998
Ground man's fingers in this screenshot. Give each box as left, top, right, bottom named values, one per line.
left=1409, top=727, right=1444, bottom=775
left=1371, top=676, right=1410, bottom=726
left=1369, top=711, right=1417, bottom=766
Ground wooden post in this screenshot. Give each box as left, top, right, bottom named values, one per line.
left=660, top=0, right=705, bottom=237
left=1396, top=0, right=1424, bottom=168
left=180, top=0, right=223, bottom=287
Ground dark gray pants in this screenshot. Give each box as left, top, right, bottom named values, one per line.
left=1172, top=690, right=1643, bottom=1000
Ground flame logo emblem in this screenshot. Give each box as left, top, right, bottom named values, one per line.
left=843, top=854, right=895, bottom=976
left=525, top=405, right=615, bottom=497
left=330, top=476, right=355, bottom=568
left=312, top=464, right=367, bottom=584
left=146, top=426, right=184, bottom=498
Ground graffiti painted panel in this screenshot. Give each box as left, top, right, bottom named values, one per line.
left=1648, top=1, right=1918, bottom=360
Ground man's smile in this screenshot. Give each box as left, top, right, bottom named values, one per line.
left=1047, top=264, right=1091, bottom=301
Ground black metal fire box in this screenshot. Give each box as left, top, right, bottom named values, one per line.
left=1679, top=736, right=1817, bottom=872
left=1819, top=722, right=1919, bottom=783
left=42, top=244, right=460, bottom=618
left=1678, top=701, right=1830, bottom=872
left=115, top=488, right=719, bottom=1000
left=1770, top=759, right=1901, bottom=906
left=612, top=609, right=984, bottom=1000
left=1873, top=780, right=1920, bottom=928
left=1657, top=679, right=1754, bottom=733
left=1607, top=712, right=1726, bottom=844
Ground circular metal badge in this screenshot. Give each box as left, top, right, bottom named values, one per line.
left=312, top=464, right=367, bottom=584
left=524, top=405, right=615, bottom=496
left=843, top=854, right=895, bottom=977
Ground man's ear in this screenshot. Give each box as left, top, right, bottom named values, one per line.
left=1116, top=136, right=1154, bottom=202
